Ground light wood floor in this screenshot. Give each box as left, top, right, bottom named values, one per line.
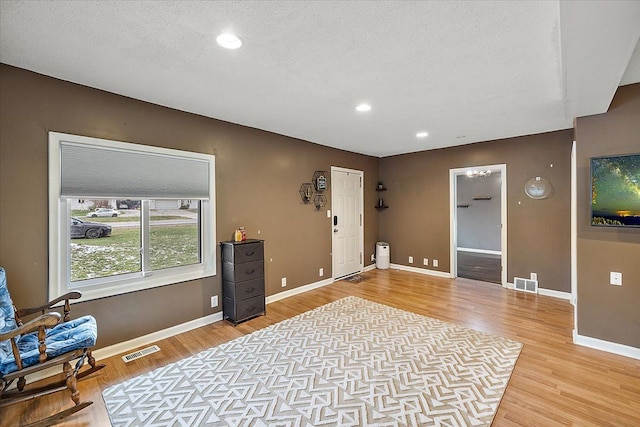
left=3, top=269, right=639, bottom=426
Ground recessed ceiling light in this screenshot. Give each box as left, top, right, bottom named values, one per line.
left=216, top=33, right=243, bottom=49
left=416, top=131, right=429, bottom=138
left=355, top=103, right=371, bottom=112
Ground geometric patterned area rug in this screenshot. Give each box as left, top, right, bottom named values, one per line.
left=102, top=296, right=522, bottom=426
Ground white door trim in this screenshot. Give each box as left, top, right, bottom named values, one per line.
left=571, top=141, right=578, bottom=337
left=331, top=166, right=364, bottom=280
left=449, top=164, right=507, bottom=287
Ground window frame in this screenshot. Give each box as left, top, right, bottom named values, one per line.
left=49, top=132, right=216, bottom=303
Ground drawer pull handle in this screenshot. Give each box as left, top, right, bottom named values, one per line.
left=246, top=268, right=255, bottom=275
left=246, top=250, right=255, bottom=256
left=246, top=287, right=255, bottom=293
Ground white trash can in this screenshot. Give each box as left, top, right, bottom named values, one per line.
left=376, top=242, right=390, bottom=269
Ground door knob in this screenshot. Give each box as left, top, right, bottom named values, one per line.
left=334, top=228, right=338, bottom=233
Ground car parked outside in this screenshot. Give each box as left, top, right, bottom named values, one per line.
left=71, top=217, right=112, bottom=238
left=86, top=208, right=120, bottom=217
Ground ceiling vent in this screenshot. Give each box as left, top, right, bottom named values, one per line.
left=514, top=277, right=538, bottom=294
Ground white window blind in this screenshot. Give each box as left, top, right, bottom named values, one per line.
left=59, top=140, right=210, bottom=199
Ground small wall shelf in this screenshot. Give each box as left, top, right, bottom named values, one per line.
left=376, top=182, right=388, bottom=209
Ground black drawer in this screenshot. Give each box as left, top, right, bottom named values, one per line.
left=222, top=241, right=264, bottom=264
left=223, top=295, right=265, bottom=324
left=223, top=278, right=264, bottom=301
left=222, top=260, right=264, bottom=283
left=236, top=295, right=265, bottom=321
left=220, top=239, right=266, bottom=325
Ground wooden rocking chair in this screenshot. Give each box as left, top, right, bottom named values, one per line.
left=0, top=267, right=105, bottom=426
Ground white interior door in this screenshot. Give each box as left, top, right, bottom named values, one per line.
left=332, top=167, right=363, bottom=279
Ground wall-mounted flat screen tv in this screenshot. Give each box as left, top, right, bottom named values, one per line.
left=591, top=153, right=640, bottom=227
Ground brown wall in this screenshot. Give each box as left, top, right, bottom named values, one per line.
left=0, top=65, right=379, bottom=348
left=379, top=131, right=573, bottom=292
left=4, top=62, right=633, bottom=351
left=575, top=83, right=640, bottom=348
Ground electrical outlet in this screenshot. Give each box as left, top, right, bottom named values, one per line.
left=423, top=258, right=428, bottom=266
left=281, top=277, right=287, bottom=287
left=610, top=272, right=622, bottom=286
left=319, top=268, right=323, bottom=277
left=433, top=259, right=438, bottom=267
left=531, top=272, right=537, bottom=281
left=408, top=256, right=413, bottom=264
left=210, top=295, right=218, bottom=308
left=371, top=254, right=375, bottom=262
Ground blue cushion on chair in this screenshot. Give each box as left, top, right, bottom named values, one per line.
left=0, top=314, right=98, bottom=376
left=0, top=268, right=19, bottom=368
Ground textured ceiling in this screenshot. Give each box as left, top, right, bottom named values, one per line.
left=1, top=1, right=639, bottom=157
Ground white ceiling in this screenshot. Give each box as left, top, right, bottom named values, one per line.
left=1, top=1, right=639, bottom=157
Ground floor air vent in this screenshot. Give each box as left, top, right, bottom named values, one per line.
left=122, top=345, right=160, bottom=363
left=514, top=277, right=538, bottom=294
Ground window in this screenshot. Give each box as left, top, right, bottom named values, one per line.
left=49, top=132, right=216, bottom=302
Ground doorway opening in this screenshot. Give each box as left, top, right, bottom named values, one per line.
left=449, top=164, right=507, bottom=286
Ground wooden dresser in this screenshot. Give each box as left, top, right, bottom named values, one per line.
left=220, top=239, right=265, bottom=325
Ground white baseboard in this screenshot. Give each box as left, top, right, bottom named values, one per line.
left=14, top=311, right=224, bottom=387
left=266, top=277, right=334, bottom=304
left=364, top=264, right=376, bottom=272
left=573, top=330, right=640, bottom=360
left=389, top=263, right=454, bottom=279
left=506, top=282, right=572, bottom=301
left=31, top=276, right=337, bottom=386
left=94, top=311, right=223, bottom=361
left=457, top=247, right=502, bottom=255
left=537, top=288, right=571, bottom=300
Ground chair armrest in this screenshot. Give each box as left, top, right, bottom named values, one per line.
left=15, top=291, right=82, bottom=318
left=0, top=312, right=61, bottom=341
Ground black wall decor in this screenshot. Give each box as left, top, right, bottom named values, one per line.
left=314, top=194, right=327, bottom=209
left=299, top=182, right=314, bottom=203
left=300, top=171, right=330, bottom=210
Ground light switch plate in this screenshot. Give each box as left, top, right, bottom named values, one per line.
left=610, top=272, right=622, bottom=286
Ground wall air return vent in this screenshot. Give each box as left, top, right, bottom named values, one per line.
left=514, top=277, right=538, bottom=294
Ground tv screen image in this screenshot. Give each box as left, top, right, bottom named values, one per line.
left=591, top=153, right=640, bottom=227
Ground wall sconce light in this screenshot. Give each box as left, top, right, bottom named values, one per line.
left=524, top=177, right=553, bottom=199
